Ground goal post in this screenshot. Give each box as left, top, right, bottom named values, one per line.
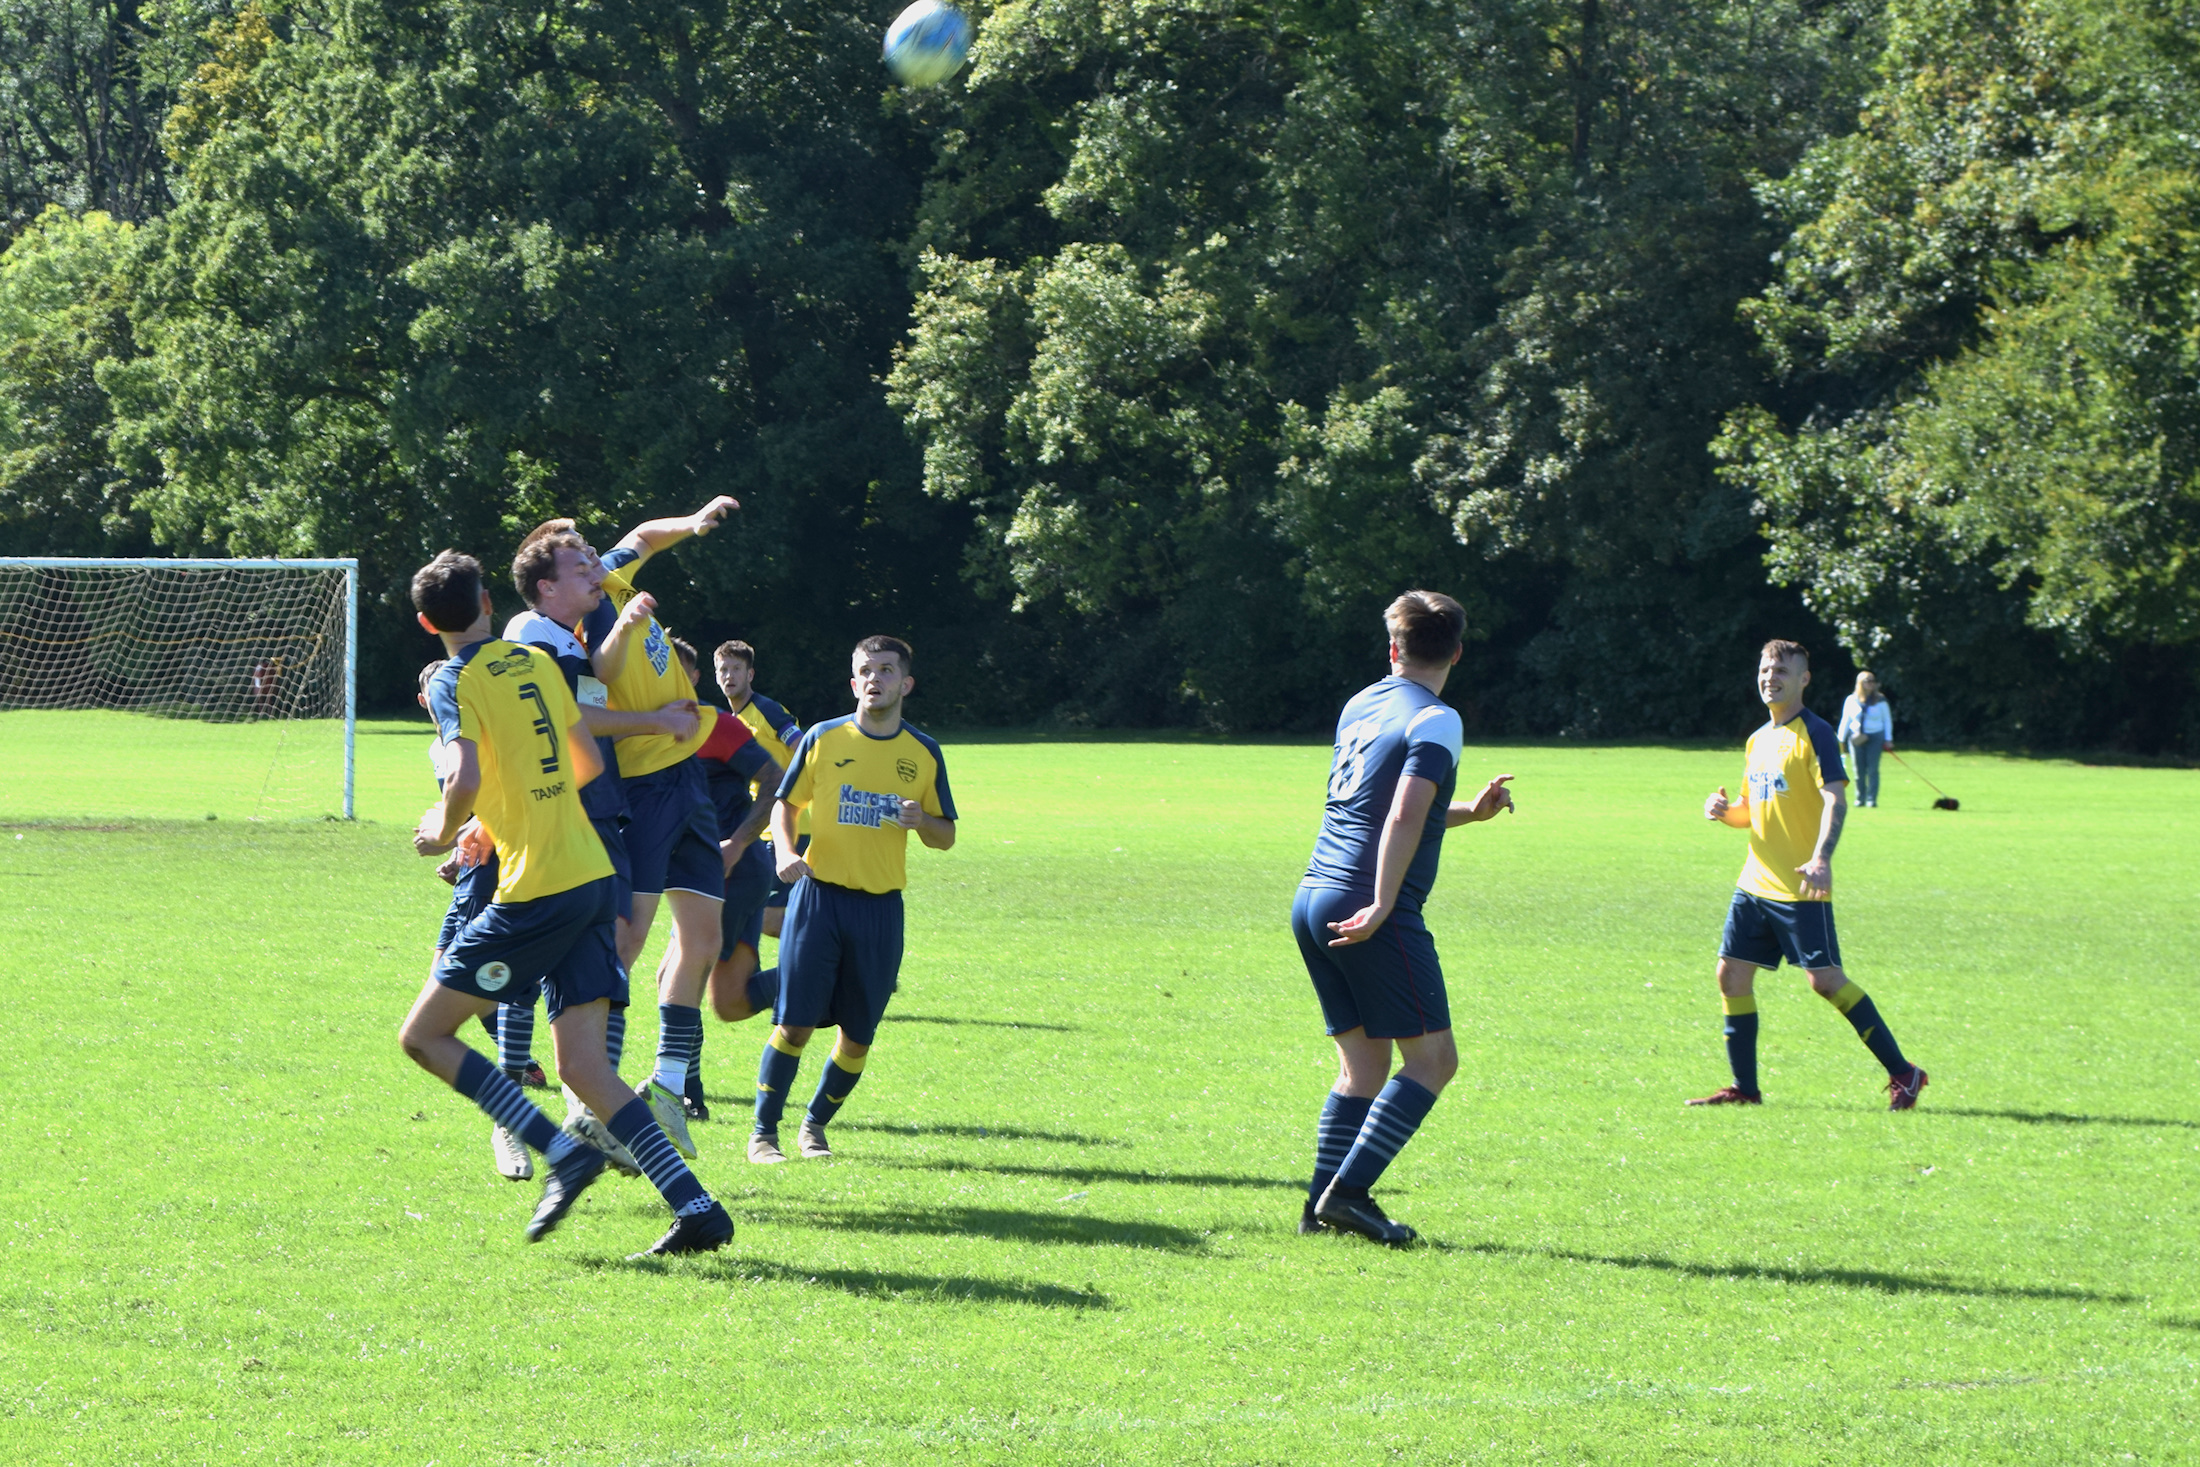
left=0, top=557, right=360, bottom=819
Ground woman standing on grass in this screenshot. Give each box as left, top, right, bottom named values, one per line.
left=1837, top=671, right=1893, bottom=808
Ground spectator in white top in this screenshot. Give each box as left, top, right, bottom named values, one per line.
left=1836, top=671, right=1895, bottom=807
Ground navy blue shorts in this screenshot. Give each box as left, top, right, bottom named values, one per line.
left=776, top=878, right=903, bottom=1045
left=764, top=834, right=811, bottom=910
left=592, top=815, right=634, bottom=924
left=435, top=855, right=499, bottom=952
left=1292, top=884, right=1450, bottom=1039
left=1720, top=890, right=1842, bottom=971
left=719, top=843, right=774, bottom=961
left=432, top=877, right=626, bottom=1021
left=623, top=759, right=723, bottom=899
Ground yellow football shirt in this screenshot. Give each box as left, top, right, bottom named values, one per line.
left=777, top=715, right=955, bottom=894
left=585, top=548, right=718, bottom=779
left=428, top=639, right=613, bottom=904
left=1738, top=707, right=1848, bottom=903
left=736, top=692, right=808, bottom=837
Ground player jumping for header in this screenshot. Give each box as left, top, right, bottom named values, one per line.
left=749, top=635, right=956, bottom=1164
left=1294, top=591, right=1516, bottom=1247
left=399, top=551, right=732, bottom=1256
left=1690, top=639, right=1928, bottom=1111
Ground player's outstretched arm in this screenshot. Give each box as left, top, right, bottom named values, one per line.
left=611, top=496, right=741, bottom=572
left=1328, top=774, right=1438, bottom=946
left=1704, top=785, right=1751, bottom=828
left=416, top=739, right=481, bottom=855
left=721, top=757, right=784, bottom=873
left=580, top=701, right=698, bottom=743
left=588, top=590, right=656, bottom=686
left=1446, top=773, right=1516, bottom=827
left=1796, top=783, right=1845, bottom=896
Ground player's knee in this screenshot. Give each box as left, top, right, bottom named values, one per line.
left=1807, top=965, right=1848, bottom=997
left=396, top=1020, right=436, bottom=1069
left=708, top=974, right=753, bottom=1023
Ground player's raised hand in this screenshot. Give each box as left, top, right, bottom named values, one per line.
left=686, top=496, right=741, bottom=536
left=657, top=698, right=701, bottom=742
left=1796, top=855, right=1833, bottom=897
left=1326, top=901, right=1391, bottom=947
left=1705, top=786, right=1731, bottom=822
left=1468, top=773, right=1516, bottom=820
left=615, top=591, right=656, bottom=633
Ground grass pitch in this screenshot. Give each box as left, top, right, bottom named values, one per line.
left=1, top=713, right=2196, bottom=1463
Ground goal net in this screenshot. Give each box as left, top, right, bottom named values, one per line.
left=0, top=558, right=358, bottom=820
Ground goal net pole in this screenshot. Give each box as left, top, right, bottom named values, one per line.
left=0, top=556, right=361, bottom=819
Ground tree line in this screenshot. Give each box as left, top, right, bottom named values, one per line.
left=0, top=0, right=2190, bottom=749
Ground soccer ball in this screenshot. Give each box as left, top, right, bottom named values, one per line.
left=883, top=0, right=971, bottom=87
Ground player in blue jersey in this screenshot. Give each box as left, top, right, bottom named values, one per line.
left=1293, top=591, right=1516, bottom=1246
left=398, top=551, right=732, bottom=1256
left=1689, top=640, right=1928, bottom=1110
left=749, top=635, right=956, bottom=1164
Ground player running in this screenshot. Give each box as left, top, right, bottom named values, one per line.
left=576, top=497, right=740, bottom=1159
left=748, top=635, right=957, bottom=1164
left=1690, top=640, right=1929, bottom=1110
left=398, top=551, right=732, bottom=1255
left=1293, top=591, right=1516, bottom=1247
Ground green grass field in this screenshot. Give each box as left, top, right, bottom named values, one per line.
left=1, top=711, right=2196, bottom=1463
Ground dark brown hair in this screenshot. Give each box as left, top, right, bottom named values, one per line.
left=1761, top=639, right=1810, bottom=667
left=511, top=530, right=586, bottom=608
left=671, top=636, right=699, bottom=675
left=411, top=551, right=485, bottom=633
left=1385, top=591, right=1466, bottom=667
left=855, top=634, right=913, bottom=674
left=715, top=639, right=756, bottom=670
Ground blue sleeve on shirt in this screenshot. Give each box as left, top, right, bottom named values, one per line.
left=925, top=738, right=957, bottom=822
left=1398, top=704, right=1463, bottom=788
left=730, top=740, right=772, bottom=782
left=774, top=725, right=821, bottom=802
left=427, top=666, right=463, bottom=744
left=579, top=593, right=616, bottom=653
left=1801, top=708, right=1847, bottom=786
left=601, top=545, right=640, bottom=574
left=751, top=693, right=800, bottom=743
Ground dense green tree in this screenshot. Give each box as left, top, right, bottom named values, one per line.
left=1719, top=0, right=2200, bottom=751
left=891, top=0, right=1880, bottom=731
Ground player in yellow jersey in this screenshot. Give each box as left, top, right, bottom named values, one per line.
left=568, top=496, right=739, bottom=1158
left=1689, top=639, right=1929, bottom=1111
left=396, top=551, right=732, bottom=1256
left=714, top=639, right=807, bottom=941
left=748, top=635, right=957, bottom=1164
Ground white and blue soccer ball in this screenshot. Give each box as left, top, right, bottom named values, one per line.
left=883, top=0, right=971, bottom=88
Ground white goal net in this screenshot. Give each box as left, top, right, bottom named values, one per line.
left=0, top=558, right=358, bottom=819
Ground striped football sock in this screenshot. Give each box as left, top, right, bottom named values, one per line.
left=1330, top=1076, right=1438, bottom=1193
left=497, top=1001, right=535, bottom=1075
left=454, top=1051, right=573, bottom=1162
left=1309, top=1091, right=1373, bottom=1200
left=605, top=1097, right=713, bottom=1216
left=652, top=1004, right=702, bottom=1093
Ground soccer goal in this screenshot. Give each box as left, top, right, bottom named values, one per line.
left=0, top=558, right=359, bottom=820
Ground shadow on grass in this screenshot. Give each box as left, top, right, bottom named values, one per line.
left=870, top=1155, right=1300, bottom=1192
left=2156, top=1316, right=2200, bottom=1331
left=577, top=1253, right=1109, bottom=1309
left=742, top=1200, right=1209, bottom=1252
left=828, top=1120, right=1131, bottom=1149
left=1463, top=1241, right=2139, bottom=1304
left=1934, top=1106, right=2200, bottom=1131
left=893, top=1013, right=1082, bottom=1032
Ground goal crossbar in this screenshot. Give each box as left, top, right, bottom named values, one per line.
left=0, top=557, right=360, bottom=819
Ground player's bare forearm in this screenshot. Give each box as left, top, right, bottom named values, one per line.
left=580, top=703, right=695, bottom=741
left=589, top=593, right=654, bottom=686
left=612, top=496, right=740, bottom=569
left=567, top=718, right=603, bottom=788
left=770, top=798, right=808, bottom=883
left=1815, top=786, right=1846, bottom=861
left=1329, top=776, right=1436, bottom=945
left=1445, top=773, right=1516, bottom=827
left=915, top=813, right=956, bottom=851
left=727, top=777, right=777, bottom=853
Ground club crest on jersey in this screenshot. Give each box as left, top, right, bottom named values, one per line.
left=896, top=758, right=918, bottom=784
left=476, top=960, right=513, bottom=993
left=643, top=622, right=670, bottom=677
left=837, top=784, right=902, bottom=828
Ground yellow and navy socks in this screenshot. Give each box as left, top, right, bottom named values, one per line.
left=806, top=1042, right=867, bottom=1128
left=1331, top=1076, right=1438, bottom=1194
left=1722, top=993, right=1760, bottom=1096
left=604, top=1095, right=715, bottom=1215
left=455, top=1050, right=575, bottom=1163
left=1824, top=982, right=1909, bottom=1076
left=1310, top=1091, right=1373, bottom=1200
left=653, top=1004, right=703, bottom=1094
left=755, top=1029, right=805, bottom=1134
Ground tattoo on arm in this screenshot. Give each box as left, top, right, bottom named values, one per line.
left=1822, top=796, right=1845, bottom=858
